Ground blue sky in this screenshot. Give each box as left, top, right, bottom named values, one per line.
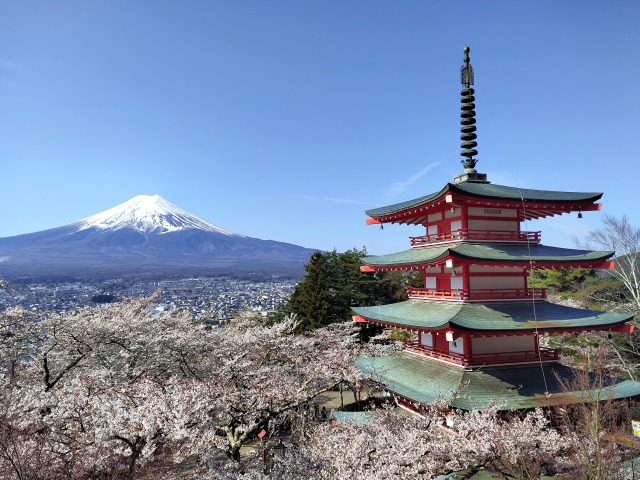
left=1, top=1, right=639, bottom=255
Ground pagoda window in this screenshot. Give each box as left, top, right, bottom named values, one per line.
left=450, top=219, right=462, bottom=233
left=425, top=277, right=436, bottom=289
left=427, top=224, right=438, bottom=239
left=451, top=276, right=463, bottom=291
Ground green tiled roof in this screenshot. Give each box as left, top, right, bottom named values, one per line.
left=366, top=189, right=443, bottom=217
left=357, top=354, right=640, bottom=410
left=366, top=183, right=602, bottom=217
left=363, top=244, right=614, bottom=267
left=456, top=182, right=602, bottom=203
left=351, top=300, right=633, bottom=332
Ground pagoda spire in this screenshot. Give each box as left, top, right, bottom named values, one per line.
left=460, top=46, right=477, bottom=167
left=454, top=46, right=488, bottom=184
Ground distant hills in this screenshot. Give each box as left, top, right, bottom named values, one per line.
left=0, top=195, right=319, bottom=281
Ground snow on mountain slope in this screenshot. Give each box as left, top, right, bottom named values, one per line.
left=0, top=194, right=318, bottom=280
left=73, top=195, right=236, bottom=236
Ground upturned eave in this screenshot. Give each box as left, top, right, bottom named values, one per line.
left=365, top=182, right=603, bottom=225
left=360, top=244, right=615, bottom=272
left=351, top=300, right=634, bottom=333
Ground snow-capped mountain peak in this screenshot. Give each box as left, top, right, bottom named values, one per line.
left=74, top=194, right=234, bottom=235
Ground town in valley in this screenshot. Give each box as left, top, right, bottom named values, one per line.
left=0, top=276, right=297, bottom=321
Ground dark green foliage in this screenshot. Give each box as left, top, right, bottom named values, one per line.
left=388, top=328, right=415, bottom=342
left=529, top=268, right=595, bottom=292
left=405, top=271, right=425, bottom=289
left=284, top=251, right=331, bottom=332
left=282, top=248, right=407, bottom=332
left=355, top=322, right=385, bottom=342
left=91, top=294, right=118, bottom=304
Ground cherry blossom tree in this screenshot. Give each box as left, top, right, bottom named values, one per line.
left=265, top=404, right=567, bottom=480
left=579, top=214, right=640, bottom=311
left=553, top=346, right=634, bottom=480
left=1, top=293, right=633, bottom=479
left=0, top=297, right=387, bottom=478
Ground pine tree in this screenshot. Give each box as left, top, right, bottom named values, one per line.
left=285, top=251, right=331, bottom=332
left=284, top=248, right=406, bottom=332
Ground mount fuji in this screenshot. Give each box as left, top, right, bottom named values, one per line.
left=0, top=195, right=319, bottom=281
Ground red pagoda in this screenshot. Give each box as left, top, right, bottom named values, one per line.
left=353, top=47, right=640, bottom=411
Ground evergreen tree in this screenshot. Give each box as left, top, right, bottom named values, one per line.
left=285, top=251, right=331, bottom=332
left=405, top=270, right=425, bottom=289
left=284, top=248, right=406, bottom=332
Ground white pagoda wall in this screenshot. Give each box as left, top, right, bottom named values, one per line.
left=468, top=207, right=517, bottom=218
left=424, top=266, right=442, bottom=273
left=469, top=265, right=523, bottom=273
left=420, top=332, right=433, bottom=347
left=471, top=336, right=534, bottom=354
left=423, top=210, right=463, bottom=236
left=468, top=219, right=518, bottom=232
left=427, top=212, right=442, bottom=223
left=467, top=207, right=518, bottom=232
left=449, top=337, right=464, bottom=354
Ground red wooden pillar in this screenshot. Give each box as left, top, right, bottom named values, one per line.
left=463, top=334, right=472, bottom=361
left=461, top=206, right=469, bottom=236
left=516, top=209, right=525, bottom=237
left=462, top=263, right=470, bottom=294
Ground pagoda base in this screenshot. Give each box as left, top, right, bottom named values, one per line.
left=453, top=171, right=488, bottom=184
left=357, top=353, right=640, bottom=411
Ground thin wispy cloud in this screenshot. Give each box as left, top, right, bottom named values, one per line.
left=382, top=161, right=441, bottom=201
left=299, top=195, right=370, bottom=205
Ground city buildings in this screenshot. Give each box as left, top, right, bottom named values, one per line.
left=0, top=277, right=295, bottom=320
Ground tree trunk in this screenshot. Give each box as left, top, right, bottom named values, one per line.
left=227, top=444, right=241, bottom=462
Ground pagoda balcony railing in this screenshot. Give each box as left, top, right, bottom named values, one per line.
left=402, top=341, right=560, bottom=367
left=410, top=230, right=541, bottom=247
left=407, top=287, right=546, bottom=302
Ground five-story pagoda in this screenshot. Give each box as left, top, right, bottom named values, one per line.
left=354, top=47, right=640, bottom=411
